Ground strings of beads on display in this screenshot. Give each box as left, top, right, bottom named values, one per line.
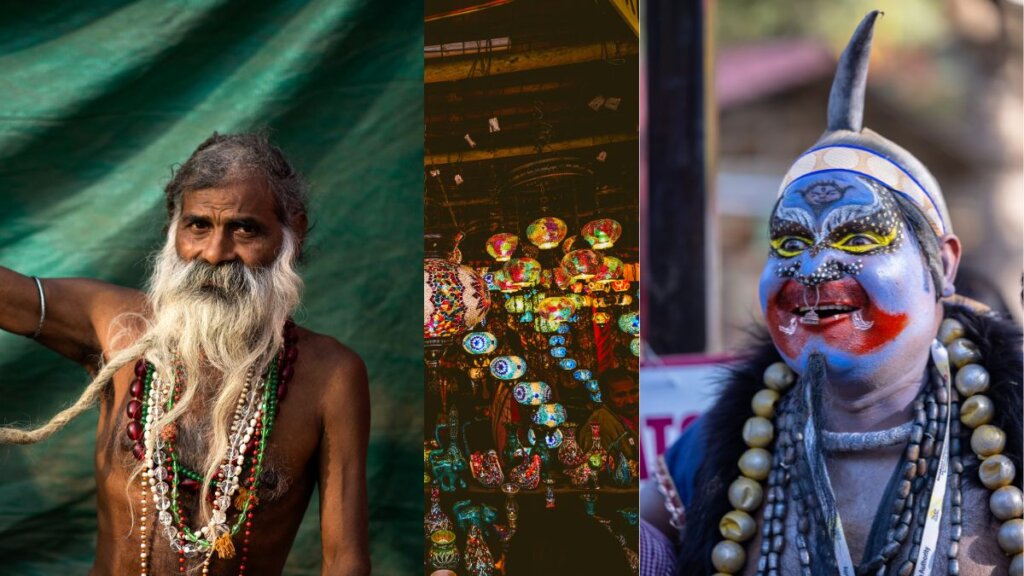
left=708, top=318, right=1023, bottom=576
left=131, top=321, right=298, bottom=576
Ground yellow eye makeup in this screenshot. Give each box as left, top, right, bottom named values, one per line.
left=770, top=236, right=812, bottom=258
left=830, top=227, right=899, bottom=254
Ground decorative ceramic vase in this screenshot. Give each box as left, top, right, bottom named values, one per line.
left=425, top=485, right=454, bottom=536
left=463, top=524, right=496, bottom=576
left=510, top=454, right=541, bottom=490
left=502, top=423, right=526, bottom=468
left=428, top=529, right=459, bottom=570
left=558, top=424, right=585, bottom=468
left=469, top=450, right=504, bottom=488
left=610, top=450, right=632, bottom=487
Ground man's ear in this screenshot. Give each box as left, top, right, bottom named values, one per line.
left=938, top=234, right=962, bottom=297
left=292, top=212, right=308, bottom=247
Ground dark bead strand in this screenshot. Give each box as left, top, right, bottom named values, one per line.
left=948, top=392, right=963, bottom=576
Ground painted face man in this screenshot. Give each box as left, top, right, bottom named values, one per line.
left=0, top=133, right=371, bottom=575
left=654, top=12, right=1022, bottom=576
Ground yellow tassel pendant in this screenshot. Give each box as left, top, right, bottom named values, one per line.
left=235, top=487, right=259, bottom=509
left=213, top=533, right=236, bottom=559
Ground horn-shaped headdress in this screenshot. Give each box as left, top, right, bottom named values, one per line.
left=778, top=10, right=952, bottom=236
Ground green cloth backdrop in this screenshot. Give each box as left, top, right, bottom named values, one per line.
left=0, top=1, right=422, bottom=573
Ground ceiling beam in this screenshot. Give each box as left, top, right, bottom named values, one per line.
left=425, top=133, right=637, bottom=165
left=425, top=41, right=638, bottom=84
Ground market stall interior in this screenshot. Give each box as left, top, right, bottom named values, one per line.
left=423, top=1, right=639, bottom=574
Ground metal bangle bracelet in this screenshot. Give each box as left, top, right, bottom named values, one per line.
left=29, top=276, right=45, bottom=339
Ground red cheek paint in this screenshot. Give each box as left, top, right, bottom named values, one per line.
left=766, top=279, right=908, bottom=357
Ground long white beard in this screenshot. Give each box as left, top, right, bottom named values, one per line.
left=135, top=220, right=303, bottom=519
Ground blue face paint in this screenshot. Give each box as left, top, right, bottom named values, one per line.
left=758, top=171, right=940, bottom=382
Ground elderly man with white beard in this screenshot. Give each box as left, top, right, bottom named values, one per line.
left=0, top=133, right=370, bottom=575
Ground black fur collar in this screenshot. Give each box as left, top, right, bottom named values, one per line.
left=676, top=304, right=1022, bottom=575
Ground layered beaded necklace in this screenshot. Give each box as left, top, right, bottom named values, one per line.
left=708, top=317, right=1024, bottom=575
left=129, top=321, right=298, bottom=576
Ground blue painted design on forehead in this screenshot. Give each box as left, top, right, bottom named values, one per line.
left=804, top=143, right=946, bottom=232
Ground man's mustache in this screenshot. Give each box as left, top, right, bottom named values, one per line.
left=179, top=260, right=253, bottom=298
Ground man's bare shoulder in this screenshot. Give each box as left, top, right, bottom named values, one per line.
left=293, top=326, right=369, bottom=402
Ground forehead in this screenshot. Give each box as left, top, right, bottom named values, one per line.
left=778, top=171, right=878, bottom=216
left=180, top=176, right=277, bottom=218
left=609, top=378, right=637, bottom=391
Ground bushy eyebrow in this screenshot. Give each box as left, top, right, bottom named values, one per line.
left=181, top=214, right=267, bottom=232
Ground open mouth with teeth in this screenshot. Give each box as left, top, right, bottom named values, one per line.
left=766, top=276, right=908, bottom=357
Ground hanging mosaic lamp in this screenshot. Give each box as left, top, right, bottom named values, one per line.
left=581, top=218, right=622, bottom=249
left=585, top=380, right=600, bottom=394
left=559, top=358, right=578, bottom=370
left=512, top=381, right=552, bottom=406
left=504, top=258, right=542, bottom=288
left=618, top=311, right=640, bottom=335
left=532, top=403, right=568, bottom=428
left=594, top=256, right=624, bottom=283
left=545, top=429, right=564, bottom=449
left=553, top=267, right=571, bottom=290
left=611, top=279, right=631, bottom=292
left=630, top=337, right=641, bottom=357
left=539, top=269, right=554, bottom=289
left=592, top=312, right=611, bottom=326
left=549, top=335, right=566, bottom=346
left=566, top=293, right=590, bottom=310
left=557, top=323, right=571, bottom=334
left=492, top=269, right=517, bottom=293
left=424, top=258, right=491, bottom=339
left=561, top=249, right=602, bottom=281
left=550, top=346, right=567, bottom=358
left=485, top=233, right=518, bottom=262
left=526, top=217, right=568, bottom=249
left=483, top=272, right=498, bottom=291
left=462, top=332, right=497, bottom=355
left=573, top=369, right=592, bottom=381
left=536, top=296, right=576, bottom=324
left=490, top=356, right=527, bottom=380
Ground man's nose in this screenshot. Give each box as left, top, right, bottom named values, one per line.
left=794, top=250, right=841, bottom=287
left=200, top=229, right=238, bottom=265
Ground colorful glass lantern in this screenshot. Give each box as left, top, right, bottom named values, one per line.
left=561, top=250, right=602, bottom=281
left=424, top=258, right=491, bottom=339
left=539, top=269, right=554, bottom=288
left=585, top=380, right=600, bottom=394
left=549, top=335, right=566, bottom=346
left=504, top=258, right=541, bottom=288
left=484, top=272, right=498, bottom=291
left=462, top=332, right=497, bottom=355
left=545, top=429, right=564, bottom=449
left=486, top=233, right=518, bottom=262
left=553, top=267, right=571, bottom=290
left=536, top=296, right=576, bottom=324
left=504, top=295, right=527, bottom=314
left=532, top=403, right=567, bottom=428
left=559, top=358, right=577, bottom=370
left=592, top=312, right=611, bottom=325
left=618, top=311, right=640, bottom=335
left=557, top=323, right=571, bottom=334
left=526, top=217, right=568, bottom=249
left=630, top=338, right=641, bottom=357
left=534, top=317, right=560, bottom=333
left=573, top=369, right=592, bottom=381
left=492, top=269, right=516, bottom=293
left=594, top=256, right=624, bottom=283
left=513, top=381, right=552, bottom=406
left=566, top=293, right=590, bottom=309
left=611, top=279, right=631, bottom=292
left=490, top=356, right=527, bottom=380
left=550, top=346, right=567, bottom=358
left=581, top=218, right=622, bottom=249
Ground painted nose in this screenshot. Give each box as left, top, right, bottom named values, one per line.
left=201, top=230, right=238, bottom=265
left=793, top=253, right=849, bottom=287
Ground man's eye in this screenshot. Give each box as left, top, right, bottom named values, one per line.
left=781, top=238, right=808, bottom=251
left=772, top=236, right=810, bottom=256
left=187, top=221, right=209, bottom=230
left=844, top=234, right=874, bottom=247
